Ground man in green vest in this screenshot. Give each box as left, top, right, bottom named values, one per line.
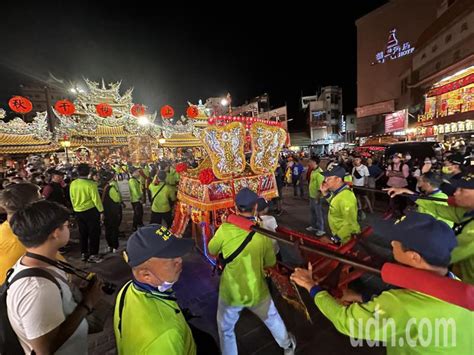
left=386, top=173, right=474, bottom=284
left=208, top=188, right=296, bottom=355
left=413, top=172, right=453, bottom=227
left=114, top=224, right=197, bottom=354
left=129, top=168, right=144, bottom=231
left=101, top=171, right=124, bottom=253
left=69, top=163, right=104, bottom=263
left=320, top=165, right=360, bottom=244
left=165, top=163, right=180, bottom=198
left=149, top=170, right=176, bottom=227
left=306, top=157, right=325, bottom=236
left=291, top=212, right=473, bottom=354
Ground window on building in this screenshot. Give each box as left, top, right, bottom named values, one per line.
left=350, top=118, right=354, bottom=124
left=461, top=22, right=468, bottom=32
left=421, top=53, right=426, bottom=60
left=331, top=95, right=339, bottom=105
left=332, top=125, right=338, bottom=134
left=445, top=34, right=452, bottom=43
left=401, top=77, right=408, bottom=95
left=331, top=110, right=339, bottom=120
left=432, top=44, right=438, bottom=53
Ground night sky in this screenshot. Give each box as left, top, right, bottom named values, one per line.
left=0, top=1, right=387, bottom=129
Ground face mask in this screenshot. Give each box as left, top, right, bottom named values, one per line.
left=431, top=159, right=437, bottom=164
left=405, top=155, right=411, bottom=160
left=442, top=166, right=453, bottom=175
left=158, top=280, right=176, bottom=292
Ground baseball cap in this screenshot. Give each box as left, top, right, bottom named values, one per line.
left=446, top=153, right=465, bottom=166
left=322, top=165, right=346, bottom=179
left=124, top=224, right=194, bottom=267
left=157, top=170, right=167, bottom=181
left=235, top=187, right=258, bottom=210
left=449, top=173, right=474, bottom=190
left=376, top=212, right=457, bottom=267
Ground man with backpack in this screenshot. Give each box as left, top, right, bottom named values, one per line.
left=2, top=200, right=104, bottom=354
left=149, top=170, right=176, bottom=227
left=208, top=188, right=296, bottom=355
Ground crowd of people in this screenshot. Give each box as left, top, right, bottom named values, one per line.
left=0, top=143, right=473, bottom=354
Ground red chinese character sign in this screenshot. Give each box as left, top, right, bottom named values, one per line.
left=54, top=100, right=75, bottom=116
left=131, top=104, right=146, bottom=117
left=96, top=103, right=113, bottom=118
left=9, top=96, right=33, bottom=114
left=186, top=105, right=199, bottom=118
left=160, top=105, right=174, bottom=119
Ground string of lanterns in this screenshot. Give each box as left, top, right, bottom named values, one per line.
left=6, top=97, right=281, bottom=128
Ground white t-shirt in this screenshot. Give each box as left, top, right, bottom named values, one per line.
left=352, top=165, right=370, bottom=187
left=6, top=260, right=88, bottom=355
left=260, top=215, right=280, bottom=254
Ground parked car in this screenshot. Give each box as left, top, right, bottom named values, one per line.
left=355, top=141, right=444, bottom=165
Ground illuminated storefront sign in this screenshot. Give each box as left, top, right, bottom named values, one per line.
left=374, top=29, right=415, bottom=64
left=385, top=109, right=407, bottom=133
left=417, top=67, right=474, bottom=127
left=418, top=120, right=473, bottom=137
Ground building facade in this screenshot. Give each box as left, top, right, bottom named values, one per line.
left=355, top=0, right=442, bottom=137
left=411, top=0, right=474, bottom=146
left=303, top=86, right=344, bottom=153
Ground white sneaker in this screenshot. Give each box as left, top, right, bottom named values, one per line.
left=284, top=333, right=296, bottom=355
left=316, top=230, right=326, bottom=236
left=306, top=226, right=317, bottom=232
left=88, top=255, right=103, bottom=263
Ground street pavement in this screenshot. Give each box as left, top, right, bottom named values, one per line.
left=63, top=181, right=390, bottom=354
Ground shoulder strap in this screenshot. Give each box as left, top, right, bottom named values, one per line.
left=117, top=281, right=133, bottom=336
left=222, top=231, right=256, bottom=266
left=7, top=268, right=62, bottom=297
left=453, top=217, right=474, bottom=235
left=101, top=185, right=112, bottom=203
left=151, top=184, right=166, bottom=204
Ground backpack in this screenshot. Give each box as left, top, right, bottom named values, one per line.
left=0, top=268, right=61, bottom=355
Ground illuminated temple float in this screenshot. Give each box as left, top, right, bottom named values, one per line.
left=170, top=118, right=287, bottom=262
left=53, top=79, right=161, bottom=163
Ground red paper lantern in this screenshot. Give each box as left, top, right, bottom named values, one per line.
left=161, top=105, right=174, bottom=119
left=198, top=168, right=216, bottom=185
left=187, top=106, right=199, bottom=118
left=175, top=162, right=188, bottom=174
left=96, top=103, right=113, bottom=118
left=9, top=96, right=33, bottom=114
left=131, top=104, right=146, bottom=117
left=54, top=100, right=75, bottom=116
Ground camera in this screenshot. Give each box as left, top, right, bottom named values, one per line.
left=87, top=273, right=117, bottom=295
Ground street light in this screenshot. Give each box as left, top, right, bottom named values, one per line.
left=220, top=98, right=229, bottom=106
left=158, top=138, right=166, bottom=145
left=60, top=137, right=71, bottom=163
left=137, top=115, right=150, bottom=126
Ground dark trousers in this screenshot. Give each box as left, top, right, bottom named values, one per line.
left=188, top=323, right=219, bottom=355
left=104, top=204, right=120, bottom=249
left=142, top=188, right=152, bottom=204
left=76, top=208, right=101, bottom=256
left=293, top=177, right=303, bottom=197
left=150, top=211, right=172, bottom=227
left=131, top=202, right=144, bottom=230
